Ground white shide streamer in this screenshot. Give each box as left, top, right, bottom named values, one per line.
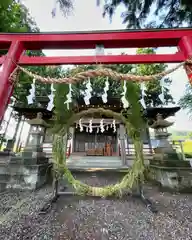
left=140, top=82, right=146, bottom=108
left=100, top=119, right=105, bottom=133
left=159, top=78, right=164, bottom=104
left=83, top=78, right=92, bottom=105
left=101, top=77, right=109, bottom=103
left=89, top=119, right=93, bottom=133
left=64, top=84, right=72, bottom=110
left=27, top=78, right=36, bottom=104
left=112, top=119, right=116, bottom=133
left=47, top=84, right=55, bottom=111
left=121, top=81, right=129, bottom=108
left=79, top=119, right=83, bottom=132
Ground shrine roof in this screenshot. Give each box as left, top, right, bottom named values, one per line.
left=13, top=106, right=52, bottom=120
left=13, top=104, right=180, bottom=121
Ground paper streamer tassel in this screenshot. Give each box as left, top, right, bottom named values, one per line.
left=27, top=78, right=36, bottom=104
left=121, top=81, right=129, bottom=108
left=47, top=84, right=55, bottom=111
left=83, top=78, right=92, bottom=105
left=79, top=119, right=83, bottom=132
left=159, top=78, right=164, bottom=104
left=102, top=77, right=109, bottom=103
left=140, top=82, right=146, bottom=108
left=64, top=84, right=72, bottom=110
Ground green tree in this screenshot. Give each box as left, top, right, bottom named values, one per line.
left=100, top=0, right=192, bottom=28
left=0, top=1, right=38, bottom=32
left=0, top=1, right=63, bottom=109
left=135, top=48, right=174, bottom=107
left=50, top=0, right=192, bottom=28
left=179, top=83, right=192, bottom=116
left=51, top=0, right=74, bottom=17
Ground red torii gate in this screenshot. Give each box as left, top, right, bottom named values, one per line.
left=1, top=28, right=192, bottom=120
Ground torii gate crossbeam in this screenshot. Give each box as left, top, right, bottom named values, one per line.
left=0, top=28, right=192, bottom=120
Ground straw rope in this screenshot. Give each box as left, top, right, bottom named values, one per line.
left=9, top=59, right=192, bottom=84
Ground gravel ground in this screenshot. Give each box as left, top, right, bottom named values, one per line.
left=0, top=173, right=192, bottom=240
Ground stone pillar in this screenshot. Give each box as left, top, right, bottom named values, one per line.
left=22, top=112, right=48, bottom=164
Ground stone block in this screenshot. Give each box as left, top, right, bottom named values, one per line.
left=0, top=182, right=7, bottom=192
left=10, top=155, right=49, bottom=165
left=6, top=163, right=52, bottom=190
left=149, top=164, right=192, bottom=192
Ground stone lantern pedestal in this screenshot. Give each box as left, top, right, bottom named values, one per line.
left=0, top=113, right=52, bottom=191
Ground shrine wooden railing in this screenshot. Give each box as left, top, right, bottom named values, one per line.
left=119, top=140, right=185, bottom=157
left=43, top=144, right=71, bottom=158
left=119, top=144, right=153, bottom=156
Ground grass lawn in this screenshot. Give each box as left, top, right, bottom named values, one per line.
left=182, top=140, right=192, bottom=153
left=173, top=140, right=192, bottom=157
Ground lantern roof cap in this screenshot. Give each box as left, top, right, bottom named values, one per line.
left=150, top=113, right=173, bottom=129
left=28, top=112, right=48, bottom=127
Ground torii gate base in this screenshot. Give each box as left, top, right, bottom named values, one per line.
left=1, top=28, right=192, bottom=213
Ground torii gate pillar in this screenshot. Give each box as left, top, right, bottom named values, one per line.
left=179, top=36, right=192, bottom=84
left=0, top=41, right=24, bottom=121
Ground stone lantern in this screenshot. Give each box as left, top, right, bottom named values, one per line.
left=150, top=113, right=173, bottom=152
left=5, top=112, right=51, bottom=190
left=23, top=112, right=48, bottom=164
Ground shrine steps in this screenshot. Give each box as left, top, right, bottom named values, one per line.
left=67, top=156, right=123, bottom=169
left=126, top=154, right=153, bottom=166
